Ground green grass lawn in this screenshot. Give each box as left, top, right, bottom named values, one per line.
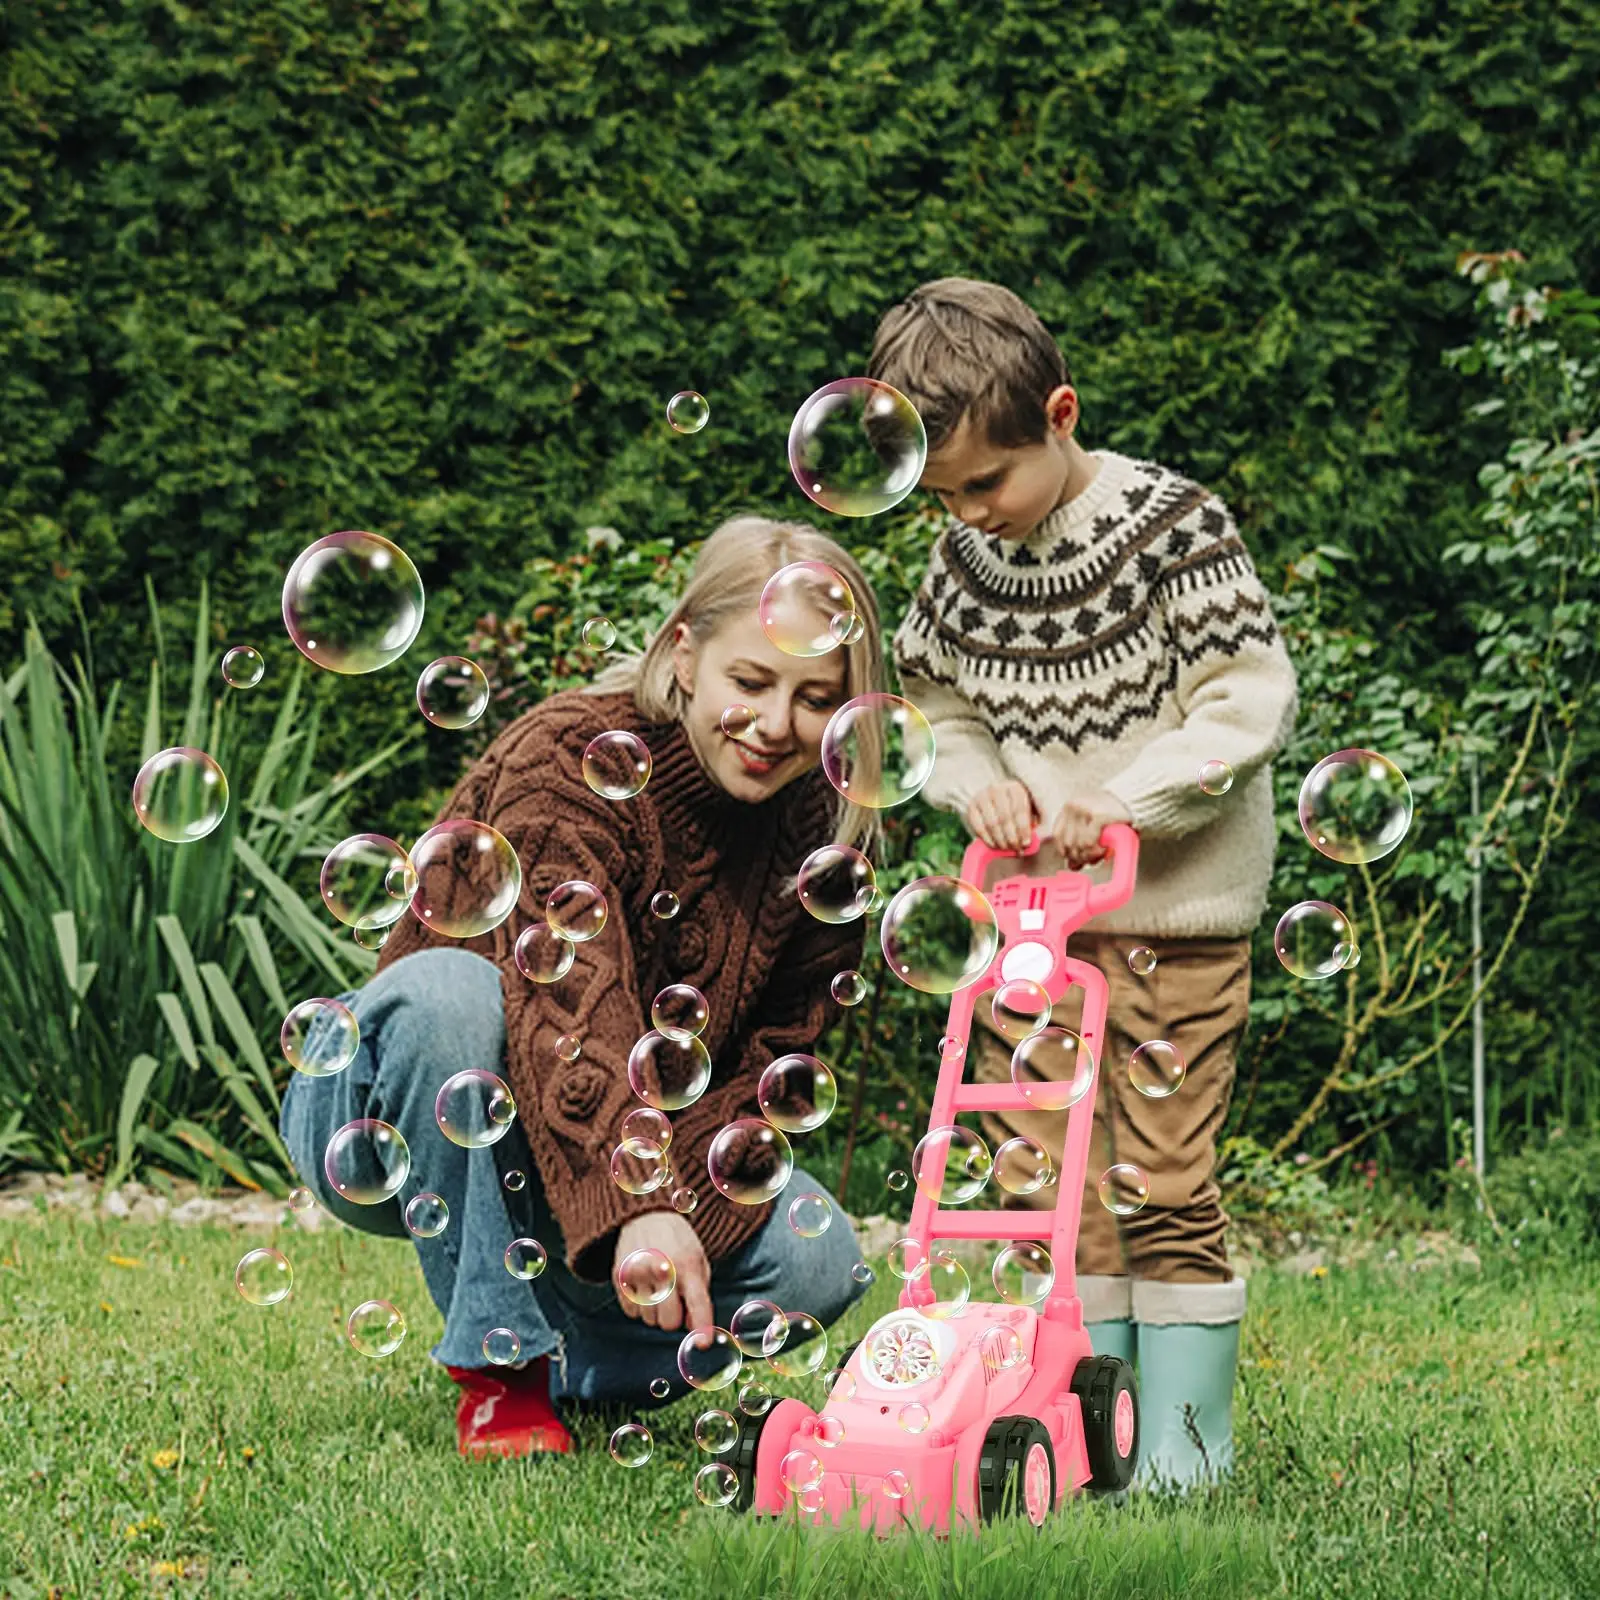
left=2, top=1205, right=1596, bottom=1599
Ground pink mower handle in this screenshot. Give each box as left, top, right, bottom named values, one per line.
left=959, top=822, right=1140, bottom=918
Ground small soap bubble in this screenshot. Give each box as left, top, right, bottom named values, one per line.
left=939, top=1034, right=966, bottom=1060
left=555, top=1033, right=582, bottom=1062
left=737, top=1380, right=772, bottom=1416
left=503, top=1168, right=526, bottom=1193
left=815, top=1415, right=846, bottom=1447
left=282, top=530, right=424, bottom=675
left=352, top=920, right=390, bottom=951
left=627, top=1031, right=713, bottom=1111
left=435, top=1069, right=517, bottom=1148
left=610, top=1142, right=671, bottom=1195
left=651, top=984, right=709, bottom=1043
left=581, top=616, right=617, bottom=651
left=797, top=845, right=877, bottom=924
left=708, top=1118, right=795, bottom=1204
left=404, top=1192, right=449, bottom=1237
left=416, top=656, right=490, bottom=730
left=797, top=1485, right=825, bottom=1515
left=850, top=1261, right=875, bottom=1285
left=514, top=922, right=576, bottom=984
left=831, top=969, right=867, bottom=1006
left=234, top=1247, right=292, bottom=1305
left=621, top=1107, right=672, bottom=1159
left=1337, top=940, right=1362, bottom=970
left=897, top=1402, right=930, bottom=1435
left=1274, top=900, right=1354, bottom=981
left=221, top=645, right=264, bottom=688
left=288, top=1186, right=315, bottom=1213
left=993, top=1241, right=1055, bottom=1305
left=694, top=1462, right=740, bottom=1507
left=980, top=1325, right=1026, bottom=1371
left=583, top=730, right=652, bottom=799
left=678, top=1327, right=743, bottom=1391
left=667, top=390, right=710, bottom=433
left=887, top=1237, right=927, bottom=1280
left=1128, top=945, right=1158, bottom=976
left=881, top=876, right=998, bottom=993
left=1010, top=1027, right=1097, bottom=1111
left=821, top=693, right=936, bottom=809
left=650, top=889, right=680, bottom=919
left=787, top=377, right=927, bottom=517
left=323, top=1119, right=410, bottom=1204
left=1098, top=1163, right=1151, bottom=1216
left=823, top=1365, right=856, bottom=1400
left=1198, top=759, right=1234, bottom=796
left=608, top=1421, right=653, bottom=1467
left=829, top=610, right=865, bottom=646
left=279, top=998, right=360, bottom=1078
left=482, top=1327, right=522, bottom=1366
left=694, top=1409, right=740, bottom=1455
left=994, top=1134, right=1053, bottom=1196
left=886, top=1169, right=909, bottom=1193
left=883, top=1468, right=911, bottom=1499
left=409, top=819, right=522, bottom=939
left=649, top=1377, right=671, bottom=1399
left=671, top=1185, right=699, bottom=1214
left=1129, top=1039, right=1186, bottom=1098
left=781, top=1447, right=824, bottom=1493
left=320, top=833, right=415, bottom=932
left=730, top=1299, right=789, bottom=1359
left=345, top=1299, right=407, bottom=1358
left=547, top=879, right=608, bottom=942
left=616, top=1247, right=677, bottom=1307
left=787, top=1192, right=833, bottom=1238
left=917, top=1253, right=971, bottom=1320
left=505, top=1238, right=548, bottom=1280
left=1299, top=748, right=1415, bottom=864
left=990, top=978, right=1053, bottom=1044
left=720, top=703, right=758, bottom=742
left=759, top=561, right=857, bottom=657
left=757, top=1054, right=838, bottom=1133
left=132, top=748, right=229, bottom=844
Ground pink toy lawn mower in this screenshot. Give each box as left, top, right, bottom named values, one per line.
left=731, top=823, right=1142, bottom=1537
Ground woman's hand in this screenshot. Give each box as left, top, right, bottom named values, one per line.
left=613, top=1212, right=714, bottom=1333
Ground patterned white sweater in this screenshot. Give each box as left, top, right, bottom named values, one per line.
left=892, top=448, right=1300, bottom=939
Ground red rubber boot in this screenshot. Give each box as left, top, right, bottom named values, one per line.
left=446, top=1358, right=573, bottom=1459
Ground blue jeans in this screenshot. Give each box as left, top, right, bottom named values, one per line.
left=279, top=947, right=871, bottom=1407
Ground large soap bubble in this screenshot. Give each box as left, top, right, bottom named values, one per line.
left=282, top=531, right=425, bottom=675
left=706, top=1118, right=794, bottom=1204
left=1298, top=748, right=1414, bottom=864
left=132, top=748, right=229, bottom=844
left=409, top=820, right=522, bottom=939
left=758, top=561, right=858, bottom=658
left=787, top=378, right=927, bottom=517
left=820, top=694, right=936, bottom=808
left=320, top=833, right=416, bottom=931
left=880, top=876, right=998, bottom=993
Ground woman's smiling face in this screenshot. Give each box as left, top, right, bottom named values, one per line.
left=673, top=610, right=848, bottom=802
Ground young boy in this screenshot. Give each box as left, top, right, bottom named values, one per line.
left=869, top=276, right=1299, bottom=1492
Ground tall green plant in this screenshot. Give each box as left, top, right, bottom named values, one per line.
left=0, top=583, right=417, bottom=1188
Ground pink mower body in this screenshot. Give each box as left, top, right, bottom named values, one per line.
left=733, top=824, right=1143, bottom=1537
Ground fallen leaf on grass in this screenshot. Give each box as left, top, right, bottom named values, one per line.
left=107, top=1254, right=144, bottom=1269
left=151, top=1448, right=180, bottom=1470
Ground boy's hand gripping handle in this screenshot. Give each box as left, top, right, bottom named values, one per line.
left=957, top=823, right=1139, bottom=917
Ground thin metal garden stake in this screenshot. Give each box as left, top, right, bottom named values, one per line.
left=1469, top=752, right=1486, bottom=1177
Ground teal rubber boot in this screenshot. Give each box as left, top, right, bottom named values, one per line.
left=1084, top=1318, right=1136, bottom=1366
left=1131, top=1277, right=1246, bottom=1493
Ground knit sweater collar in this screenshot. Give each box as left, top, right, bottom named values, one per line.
left=1010, top=448, right=1141, bottom=560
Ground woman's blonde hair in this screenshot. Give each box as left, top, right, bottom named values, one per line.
left=587, top=514, right=887, bottom=858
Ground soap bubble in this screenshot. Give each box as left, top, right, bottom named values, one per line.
left=649, top=1377, right=671, bottom=1399
left=610, top=1143, right=671, bottom=1195
left=695, top=1463, right=740, bottom=1506
left=831, top=969, right=867, bottom=1006
left=279, top=998, right=360, bottom=1077
left=221, top=645, right=264, bottom=688
left=346, top=1299, right=407, bottom=1358
left=738, top=1380, right=772, bottom=1416
left=886, top=1170, right=909, bottom=1193
left=820, top=693, right=936, bottom=809
left=1198, top=759, right=1234, bottom=796
left=1129, top=1040, right=1186, bottom=1098
left=404, top=1192, right=449, bottom=1237
left=1010, top=1027, right=1096, bottom=1111
left=1128, top=946, right=1157, bottom=976
left=547, top=879, right=608, bottom=942
left=939, top=1034, right=966, bottom=1060
left=797, top=845, right=876, bottom=923
left=678, top=1327, right=743, bottom=1391
left=132, top=748, right=229, bottom=844
left=410, top=820, right=522, bottom=938
left=1098, top=1163, right=1151, bottom=1216
left=616, top=1247, right=677, bottom=1307
left=787, top=1192, right=833, bottom=1238
left=993, top=1241, right=1055, bottom=1305
left=781, top=1446, right=824, bottom=1492
left=651, top=889, right=680, bottom=919
left=911, top=1125, right=992, bottom=1205
left=667, top=390, right=710, bottom=433
left=627, top=1031, right=713, bottom=1111
left=504, top=1238, right=547, bottom=1280
left=288, top=1186, right=315, bottom=1213
left=720, top=703, right=758, bottom=742
left=787, top=377, right=927, bottom=517
left=282, top=531, right=424, bottom=675
left=758, top=561, right=858, bottom=657
left=323, top=1119, right=410, bottom=1204
left=416, top=656, right=489, bottom=729
left=887, top=1237, right=928, bottom=1280
left=352, top=921, right=390, bottom=952
left=672, top=1186, right=698, bottom=1213
left=503, top=1168, right=526, bottom=1192
left=234, top=1247, right=292, bottom=1305
left=768, top=1311, right=829, bottom=1378
left=694, top=1409, right=740, bottom=1455
left=583, top=730, right=652, bottom=799
left=916, top=1252, right=971, bottom=1320
left=1274, top=900, right=1354, bottom=981
left=980, top=1325, right=1027, bottom=1371
left=883, top=1468, right=911, bottom=1498
left=707, top=1119, right=794, bottom=1203
left=990, top=978, right=1053, bottom=1043
left=652, top=983, right=709, bottom=1043
left=851, top=1261, right=875, bottom=1285
left=730, top=1299, right=789, bottom=1358
left=620, top=1107, right=672, bottom=1159
left=897, top=1402, right=930, bottom=1435
left=320, top=833, right=415, bottom=931
left=608, top=1421, right=652, bottom=1467
left=581, top=616, right=616, bottom=651
left=482, top=1327, right=521, bottom=1365
left=1298, top=748, right=1414, bottom=864
left=1337, top=940, right=1362, bottom=970
left=881, top=876, right=998, bottom=993
left=830, top=611, right=865, bottom=646
left=434, top=1069, right=517, bottom=1148
left=514, top=923, right=576, bottom=984
left=994, top=1134, right=1053, bottom=1196
left=756, top=1054, right=838, bottom=1133
left=555, top=1034, right=582, bottom=1062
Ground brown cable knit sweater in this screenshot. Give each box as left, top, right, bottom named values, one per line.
left=373, top=687, right=863, bottom=1284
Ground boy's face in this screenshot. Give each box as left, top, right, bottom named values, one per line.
left=919, top=384, right=1085, bottom=541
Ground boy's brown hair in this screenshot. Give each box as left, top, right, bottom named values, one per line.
left=866, top=277, right=1075, bottom=454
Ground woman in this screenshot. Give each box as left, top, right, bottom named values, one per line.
left=281, top=514, right=886, bottom=1460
